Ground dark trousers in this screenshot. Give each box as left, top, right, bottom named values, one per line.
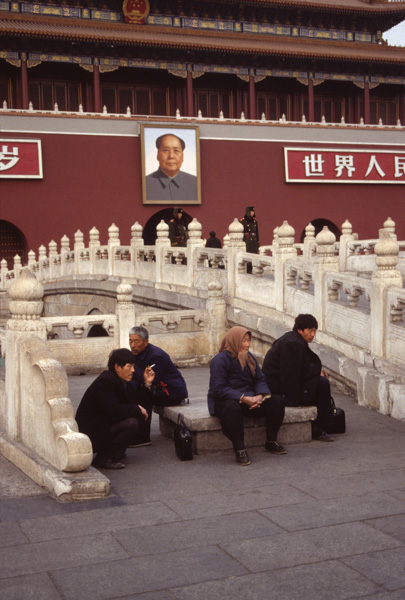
left=140, top=389, right=185, bottom=439
left=214, top=394, right=285, bottom=451
left=97, top=417, right=141, bottom=461
left=301, top=376, right=334, bottom=433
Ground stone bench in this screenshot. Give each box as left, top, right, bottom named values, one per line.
left=154, top=398, right=317, bottom=455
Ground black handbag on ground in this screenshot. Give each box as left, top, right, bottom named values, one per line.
left=174, top=413, right=193, bottom=461
left=324, top=397, right=346, bottom=434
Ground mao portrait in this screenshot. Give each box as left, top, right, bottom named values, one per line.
left=141, top=125, right=201, bottom=205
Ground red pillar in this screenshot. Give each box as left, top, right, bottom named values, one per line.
left=93, top=63, right=101, bottom=113
left=249, top=74, right=256, bottom=120
left=20, top=53, right=29, bottom=109
left=363, top=80, right=370, bottom=124
left=307, top=77, right=314, bottom=122
left=186, top=70, right=193, bottom=117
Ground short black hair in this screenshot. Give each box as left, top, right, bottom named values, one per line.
left=108, top=348, right=136, bottom=373
left=155, top=133, right=185, bottom=151
left=293, top=314, right=318, bottom=332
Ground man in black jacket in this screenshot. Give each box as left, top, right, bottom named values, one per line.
left=76, top=348, right=155, bottom=469
left=262, top=314, right=334, bottom=442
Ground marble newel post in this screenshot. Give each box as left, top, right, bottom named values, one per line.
left=206, top=280, right=226, bottom=355
left=1, top=268, right=108, bottom=499
left=117, top=282, right=136, bottom=348
left=273, top=221, right=297, bottom=312
left=186, top=218, right=203, bottom=288
left=313, top=226, right=339, bottom=329
left=155, top=220, right=170, bottom=283
left=226, top=218, right=245, bottom=298
left=371, top=233, right=402, bottom=357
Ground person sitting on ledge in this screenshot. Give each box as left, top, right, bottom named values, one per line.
left=261, top=313, right=335, bottom=442
left=207, top=326, right=286, bottom=466
left=129, top=326, right=189, bottom=446
left=75, top=348, right=154, bottom=470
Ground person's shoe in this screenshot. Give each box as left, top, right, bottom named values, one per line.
left=92, top=458, right=125, bottom=469
left=235, top=449, right=251, bottom=466
left=313, top=430, right=334, bottom=442
left=265, top=441, right=287, bottom=454
left=128, top=435, right=151, bottom=448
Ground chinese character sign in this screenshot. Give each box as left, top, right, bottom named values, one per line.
left=0, top=139, right=43, bottom=178
left=285, top=147, right=405, bottom=184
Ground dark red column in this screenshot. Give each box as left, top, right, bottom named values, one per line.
left=249, top=73, right=256, bottom=120
left=20, top=53, right=29, bottom=109
left=307, top=77, right=314, bottom=122
left=186, top=69, right=193, bottom=117
left=93, top=62, right=101, bottom=113
left=363, top=80, right=370, bottom=124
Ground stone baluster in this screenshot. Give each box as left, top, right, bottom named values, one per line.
left=186, top=218, right=203, bottom=288
left=116, top=282, right=135, bottom=347
left=338, top=219, right=354, bottom=272
left=303, top=222, right=316, bottom=262
left=13, top=254, right=22, bottom=279
left=155, top=220, right=170, bottom=282
left=60, top=235, right=70, bottom=276
left=88, top=226, right=100, bottom=274
left=222, top=233, right=230, bottom=248
left=27, top=250, right=36, bottom=270
left=226, top=218, right=245, bottom=297
left=130, top=221, right=144, bottom=277
left=371, top=231, right=402, bottom=357
left=48, top=240, right=58, bottom=279
left=38, top=244, right=47, bottom=281
left=379, top=216, right=396, bottom=241
left=274, top=221, right=297, bottom=312
left=0, top=258, right=8, bottom=288
left=74, top=229, right=85, bottom=274
left=206, top=280, right=226, bottom=355
left=313, top=226, right=339, bottom=329
left=4, top=268, right=46, bottom=439
left=107, top=223, right=120, bottom=276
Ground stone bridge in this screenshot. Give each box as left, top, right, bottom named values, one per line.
left=0, top=216, right=404, bottom=499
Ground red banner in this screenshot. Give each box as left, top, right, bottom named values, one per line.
left=284, top=147, right=405, bottom=184
left=0, top=139, right=43, bottom=179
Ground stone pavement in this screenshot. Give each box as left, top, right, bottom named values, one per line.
left=1, top=366, right=405, bottom=600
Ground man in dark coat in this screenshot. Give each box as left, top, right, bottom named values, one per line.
left=75, top=348, right=154, bottom=469
left=262, top=314, right=335, bottom=442
left=168, top=207, right=188, bottom=247
left=240, top=206, right=259, bottom=254
left=129, top=326, right=189, bottom=445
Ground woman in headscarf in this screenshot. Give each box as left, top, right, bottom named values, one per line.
left=207, top=326, right=286, bottom=465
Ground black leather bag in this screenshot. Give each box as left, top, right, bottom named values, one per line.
left=324, top=397, right=346, bottom=434
left=174, top=413, right=193, bottom=461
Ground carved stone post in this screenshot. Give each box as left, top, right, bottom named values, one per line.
left=60, top=235, right=70, bottom=277
left=186, top=218, right=203, bottom=288
left=206, top=280, right=226, bottom=356
left=89, top=226, right=100, bottom=274
left=313, top=226, right=339, bottom=329
left=371, top=233, right=402, bottom=357
left=4, top=267, right=46, bottom=439
left=303, top=222, right=316, bottom=262
left=107, top=223, right=120, bottom=276
left=155, top=220, right=170, bottom=283
left=1, top=258, right=8, bottom=288
left=130, top=221, right=144, bottom=278
left=274, top=221, right=297, bottom=312
left=116, top=282, right=135, bottom=347
left=226, top=218, right=245, bottom=297
left=74, top=229, right=85, bottom=275
left=48, top=239, right=58, bottom=279
left=338, top=219, right=354, bottom=272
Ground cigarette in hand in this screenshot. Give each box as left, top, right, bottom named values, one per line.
left=148, top=364, right=155, bottom=369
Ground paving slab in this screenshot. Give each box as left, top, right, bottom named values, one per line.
left=0, top=366, right=404, bottom=600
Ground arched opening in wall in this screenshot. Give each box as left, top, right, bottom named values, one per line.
left=0, top=220, right=28, bottom=269
left=143, top=208, right=193, bottom=245
left=88, top=324, right=109, bottom=337
left=299, top=218, right=341, bottom=243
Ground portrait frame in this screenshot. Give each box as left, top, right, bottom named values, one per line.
left=141, top=124, right=201, bottom=205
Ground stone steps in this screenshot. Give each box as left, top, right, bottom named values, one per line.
left=155, top=397, right=317, bottom=455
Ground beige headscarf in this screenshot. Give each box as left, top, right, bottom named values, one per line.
left=218, top=326, right=256, bottom=376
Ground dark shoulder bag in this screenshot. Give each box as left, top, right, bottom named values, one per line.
left=174, top=413, right=193, bottom=461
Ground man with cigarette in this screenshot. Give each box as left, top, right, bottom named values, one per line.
left=128, top=325, right=189, bottom=445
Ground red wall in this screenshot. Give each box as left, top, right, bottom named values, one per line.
left=1, top=131, right=404, bottom=257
